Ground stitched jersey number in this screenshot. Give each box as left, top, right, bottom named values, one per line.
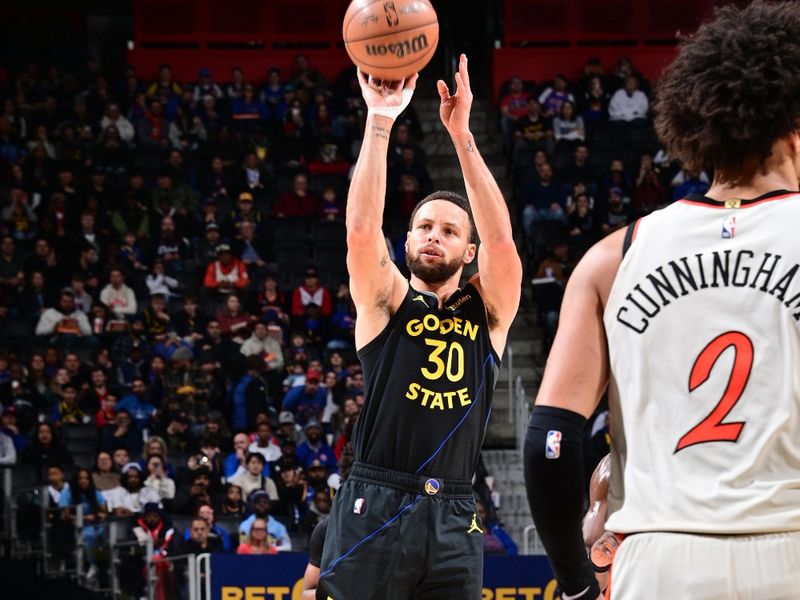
left=421, top=339, right=464, bottom=382
left=675, top=331, right=754, bottom=453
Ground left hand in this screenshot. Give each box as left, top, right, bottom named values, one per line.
left=437, top=54, right=473, bottom=137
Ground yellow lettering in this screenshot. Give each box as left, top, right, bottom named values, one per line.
left=463, top=319, right=479, bottom=341
left=457, top=387, right=471, bottom=406
left=245, top=588, right=265, bottom=600
left=421, top=338, right=447, bottom=379
left=406, top=382, right=420, bottom=400
left=423, top=314, right=439, bottom=332
left=481, top=590, right=493, bottom=600
left=439, top=318, right=454, bottom=334
left=266, top=587, right=290, bottom=600
left=519, top=588, right=542, bottom=600
left=496, top=589, right=516, bottom=600
left=544, top=580, right=559, bottom=600
left=406, top=319, right=423, bottom=336
left=430, top=392, right=444, bottom=410
left=443, top=390, right=456, bottom=409
left=420, top=388, right=433, bottom=407
left=222, top=588, right=244, bottom=600
left=291, top=579, right=305, bottom=600
left=453, top=317, right=463, bottom=334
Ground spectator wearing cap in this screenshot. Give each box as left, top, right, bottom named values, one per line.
left=600, top=186, right=633, bottom=235
left=196, top=221, right=222, bottom=265
left=277, top=410, right=300, bottom=445
left=274, top=173, right=317, bottom=219
left=193, top=67, right=223, bottom=105
left=203, top=244, right=250, bottom=294
left=130, top=502, right=174, bottom=561
left=226, top=190, right=265, bottom=237
left=229, top=452, right=278, bottom=501
left=282, top=369, right=326, bottom=426
left=248, top=420, right=282, bottom=464
left=296, top=419, right=337, bottom=471
left=291, top=267, right=332, bottom=322
left=239, top=490, right=291, bottom=551
left=35, top=288, right=94, bottom=348
left=116, top=339, right=147, bottom=388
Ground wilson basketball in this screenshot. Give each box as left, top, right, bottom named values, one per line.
left=343, top=0, right=439, bottom=81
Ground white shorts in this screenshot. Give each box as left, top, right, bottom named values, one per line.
left=610, top=531, right=800, bottom=600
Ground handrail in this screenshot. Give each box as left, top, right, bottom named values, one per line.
left=507, top=346, right=514, bottom=423
left=523, top=524, right=538, bottom=555
left=197, top=553, right=212, bottom=600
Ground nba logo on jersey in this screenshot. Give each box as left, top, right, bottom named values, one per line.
left=545, top=430, right=562, bottom=459
left=353, top=498, right=366, bottom=514
left=721, top=216, right=736, bottom=239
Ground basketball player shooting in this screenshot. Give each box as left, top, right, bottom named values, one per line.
left=524, top=3, right=800, bottom=598
left=317, top=54, right=522, bottom=599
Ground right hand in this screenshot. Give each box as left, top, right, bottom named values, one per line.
left=356, top=68, right=418, bottom=112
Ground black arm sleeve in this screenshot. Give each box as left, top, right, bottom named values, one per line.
left=524, top=405, right=600, bottom=599
left=308, top=518, right=328, bottom=568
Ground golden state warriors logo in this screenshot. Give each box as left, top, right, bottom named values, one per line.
left=424, top=478, right=440, bottom=495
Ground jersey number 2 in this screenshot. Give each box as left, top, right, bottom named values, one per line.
left=675, top=331, right=753, bottom=453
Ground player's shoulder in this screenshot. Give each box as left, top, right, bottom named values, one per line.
left=573, top=227, right=627, bottom=305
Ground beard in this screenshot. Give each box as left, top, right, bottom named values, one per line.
left=406, top=250, right=464, bottom=284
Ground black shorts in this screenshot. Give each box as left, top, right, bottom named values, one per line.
left=318, top=462, right=484, bottom=600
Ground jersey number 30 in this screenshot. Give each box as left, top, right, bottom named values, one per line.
left=675, top=331, right=753, bottom=453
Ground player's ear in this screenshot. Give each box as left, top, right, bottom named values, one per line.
left=463, top=242, right=477, bottom=264
left=405, top=231, right=411, bottom=254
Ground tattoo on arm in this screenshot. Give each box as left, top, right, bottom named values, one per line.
left=373, top=125, right=390, bottom=141
left=380, top=254, right=388, bottom=267
left=466, top=139, right=475, bottom=153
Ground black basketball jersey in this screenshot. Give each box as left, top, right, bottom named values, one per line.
left=354, top=282, right=500, bottom=480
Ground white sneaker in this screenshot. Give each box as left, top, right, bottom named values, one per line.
left=85, top=565, right=98, bottom=583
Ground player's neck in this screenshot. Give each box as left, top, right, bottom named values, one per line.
left=707, top=154, right=800, bottom=201
left=409, top=275, right=461, bottom=308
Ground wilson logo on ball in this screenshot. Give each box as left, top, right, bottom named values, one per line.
left=365, top=33, right=429, bottom=58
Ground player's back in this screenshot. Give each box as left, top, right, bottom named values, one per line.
left=604, top=190, right=800, bottom=535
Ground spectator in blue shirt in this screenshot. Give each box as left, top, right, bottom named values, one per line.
left=296, top=419, right=336, bottom=472
left=223, top=432, right=251, bottom=479
left=59, top=467, right=108, bottom=579
left=239, top=490, right=292, bottom=551
left=476, top=498, right=518, bottom=556
left=281, top=370, right=326, bottom=426
left=117, top=377, right=156, bottom=430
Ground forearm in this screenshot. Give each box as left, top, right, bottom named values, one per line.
left=346, top=114, right=393, bottom=234
left=450, top=132, right=514, bottom=247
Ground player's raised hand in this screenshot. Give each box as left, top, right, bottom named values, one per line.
left=437, top=53, right=473, bottom=137
left=357, top=68, right=417, bottom=118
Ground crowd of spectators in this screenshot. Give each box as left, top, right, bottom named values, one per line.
left=499, top=55, right=711, bottom=350
left=0, top=53, right=445, bottom=593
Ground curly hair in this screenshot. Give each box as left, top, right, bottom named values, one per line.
left=654, top=1, right=800, bottom=176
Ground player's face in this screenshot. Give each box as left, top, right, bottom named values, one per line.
left=406, top=200, right=476, bottom=285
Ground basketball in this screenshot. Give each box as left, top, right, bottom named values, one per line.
left=342, top=0, right=439, bottom=81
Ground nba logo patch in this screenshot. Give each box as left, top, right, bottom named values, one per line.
left=721, top=216, right=736, bottom=239
left=353, top=498, right=366, bottom=515
left=545, top=430, right=562, bottom=459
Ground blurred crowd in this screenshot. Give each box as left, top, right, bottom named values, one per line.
left=500, top=56, right=711, bottom=351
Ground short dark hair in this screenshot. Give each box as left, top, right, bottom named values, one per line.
left=654, top=1, right=800, bottom=175
left=408, top=191, right=478, bottom=244
left=246, top=452, right=266, bottom=464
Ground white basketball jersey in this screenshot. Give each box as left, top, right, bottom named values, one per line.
left=604, top=190, right=800, bottom=535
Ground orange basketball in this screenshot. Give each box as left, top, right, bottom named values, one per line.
left=343, top=0, right=439, bottom=81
